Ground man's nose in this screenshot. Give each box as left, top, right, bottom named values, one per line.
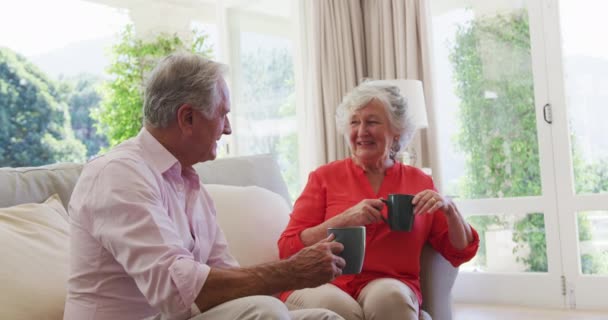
left=223, top=117, right=232, bottom=135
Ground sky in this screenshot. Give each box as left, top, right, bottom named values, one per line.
left=559, top=0, right=608, bottom=59
left=0, top=0, right=130, bottom=57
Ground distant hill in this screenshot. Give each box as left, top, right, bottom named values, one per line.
left=29, top=36, right=115, bottom=80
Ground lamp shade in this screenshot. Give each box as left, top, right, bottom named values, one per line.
left=369, top=79, right=428, bottom=130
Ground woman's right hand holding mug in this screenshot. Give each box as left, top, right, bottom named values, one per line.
left=335, top=199, right=385, bottom=226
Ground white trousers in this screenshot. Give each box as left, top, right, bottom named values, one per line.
left=285, top=278, right=430, bottom=320
left=186, top=295, right=343, bottom=320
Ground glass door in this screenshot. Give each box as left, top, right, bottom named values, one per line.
left=429, top=0, right=565, bottom=307
left=545, top=0, right=608, bottom=310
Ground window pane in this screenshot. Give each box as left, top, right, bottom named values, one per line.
left=430, top=1, right=541, bottom=199
left=578, top=211, right=608, bottom=275
left=463, top=213, right=548, bottom=273
left=559, top=0, right=608, bottom=195
left=233, top=14, right=300, bottom=198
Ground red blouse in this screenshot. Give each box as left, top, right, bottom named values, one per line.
left=277, top=158, right=479, bottom=305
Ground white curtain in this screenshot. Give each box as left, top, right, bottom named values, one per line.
left=296, top=0, right=366, bottom=175
left=296, top=0, right=439, bottom=179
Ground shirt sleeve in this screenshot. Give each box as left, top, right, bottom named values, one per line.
left=427, top=211, right=480, bottom=267
left=207, top=223, right=240, bottom=268
left=85, top=159, right=207, bottom=318
left=277, top=171, right=327, bottom=258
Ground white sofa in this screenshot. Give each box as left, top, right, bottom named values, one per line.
left=0, top=154, right=457, bottom=319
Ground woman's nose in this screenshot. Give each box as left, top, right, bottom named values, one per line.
left=357, top=123, right=369, bottom=136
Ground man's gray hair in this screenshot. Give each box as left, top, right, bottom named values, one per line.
left=143, top=52, right=228, bottom=128
left=335, top=80, right=415, bottom=158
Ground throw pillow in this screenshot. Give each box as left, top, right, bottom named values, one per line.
left=0, top=194, right=69, bottom=320
left=204, top=184, right=290, bottom=267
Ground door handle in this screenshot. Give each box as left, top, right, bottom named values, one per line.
left=543, top=103, right=552, bottom=124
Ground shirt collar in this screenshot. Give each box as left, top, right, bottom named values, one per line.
left=136, top=128, right=201, bottom=189
left=136, top=128, right=181, bottom=175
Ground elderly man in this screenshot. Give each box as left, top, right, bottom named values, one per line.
left=64, top=52, right=345, bottom=320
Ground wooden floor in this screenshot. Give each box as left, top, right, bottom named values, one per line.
left=453, top=303, right=608, bottom=320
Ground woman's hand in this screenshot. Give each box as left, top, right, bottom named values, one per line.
left=413, top=189, right=474, bottom=249
left=300, top=199, right=383, bottom=246
left=336, top=199, right=385, bottom=226
left=412, top=190, right=450, bottom=215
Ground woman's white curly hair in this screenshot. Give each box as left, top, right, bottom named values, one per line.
left=335, top=80, right=415, bottom=159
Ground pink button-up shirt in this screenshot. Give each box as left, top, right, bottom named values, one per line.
left=64, top=128, right=238, bottom=320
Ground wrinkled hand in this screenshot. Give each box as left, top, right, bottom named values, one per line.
left=287, top=234, right=345, bottom=289
left=338, top=199, right=385, bottom=226
left=412, top=190, right=451, bottom=215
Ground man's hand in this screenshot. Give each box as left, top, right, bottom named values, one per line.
left=196, top=234, right=345, bottom=312
left=286, top=234, right=345, bottom=289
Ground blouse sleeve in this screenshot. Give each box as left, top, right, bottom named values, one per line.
left=425, top=178, right=480, bottom=267
left=277, top=171, right=327, bottom=259
left=427, top=211, right=480, bottom=267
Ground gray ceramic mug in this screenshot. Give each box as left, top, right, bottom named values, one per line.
left=381, top=194, right=415, bottom=232
left=327, top=226, right=366, bottom=275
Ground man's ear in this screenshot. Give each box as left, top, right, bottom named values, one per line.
left=176, top=104, right=194, bottom=134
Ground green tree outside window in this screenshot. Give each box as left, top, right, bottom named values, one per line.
left=0, top=47, right=86, bottom=167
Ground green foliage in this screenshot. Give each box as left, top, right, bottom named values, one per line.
left=0, top=47, right=86, bottom=167
left=512, top=213, right=547, bottom=271
left=577, top=213, right=593, bottom=241
left=60, top=73, right=107, bottom=157
left=581, top=252, right=608, bottom=275
left=94, top=25, right=212, bottom=147
left=575, top=158, right=608, bottom=194
left=578, top=212, right=608, bottom=275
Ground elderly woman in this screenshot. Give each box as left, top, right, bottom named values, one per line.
left=277, top=81, right=479, bottom=320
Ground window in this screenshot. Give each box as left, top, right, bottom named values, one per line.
left=1, top=0, right=300, bottom=200
left=226, top=4, right=300, bottom=198
left=430, top=0, right=608, bottom=308
left=0, top=0, right=130, bottom=166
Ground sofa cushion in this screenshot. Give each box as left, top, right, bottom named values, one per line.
left=0, top=163, right=82, bottom=210
left=195, top=154, right=291, bottom=205
left=0, top=194, right=69, bottom=320
left=205, top=184, right=291, bottom=267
